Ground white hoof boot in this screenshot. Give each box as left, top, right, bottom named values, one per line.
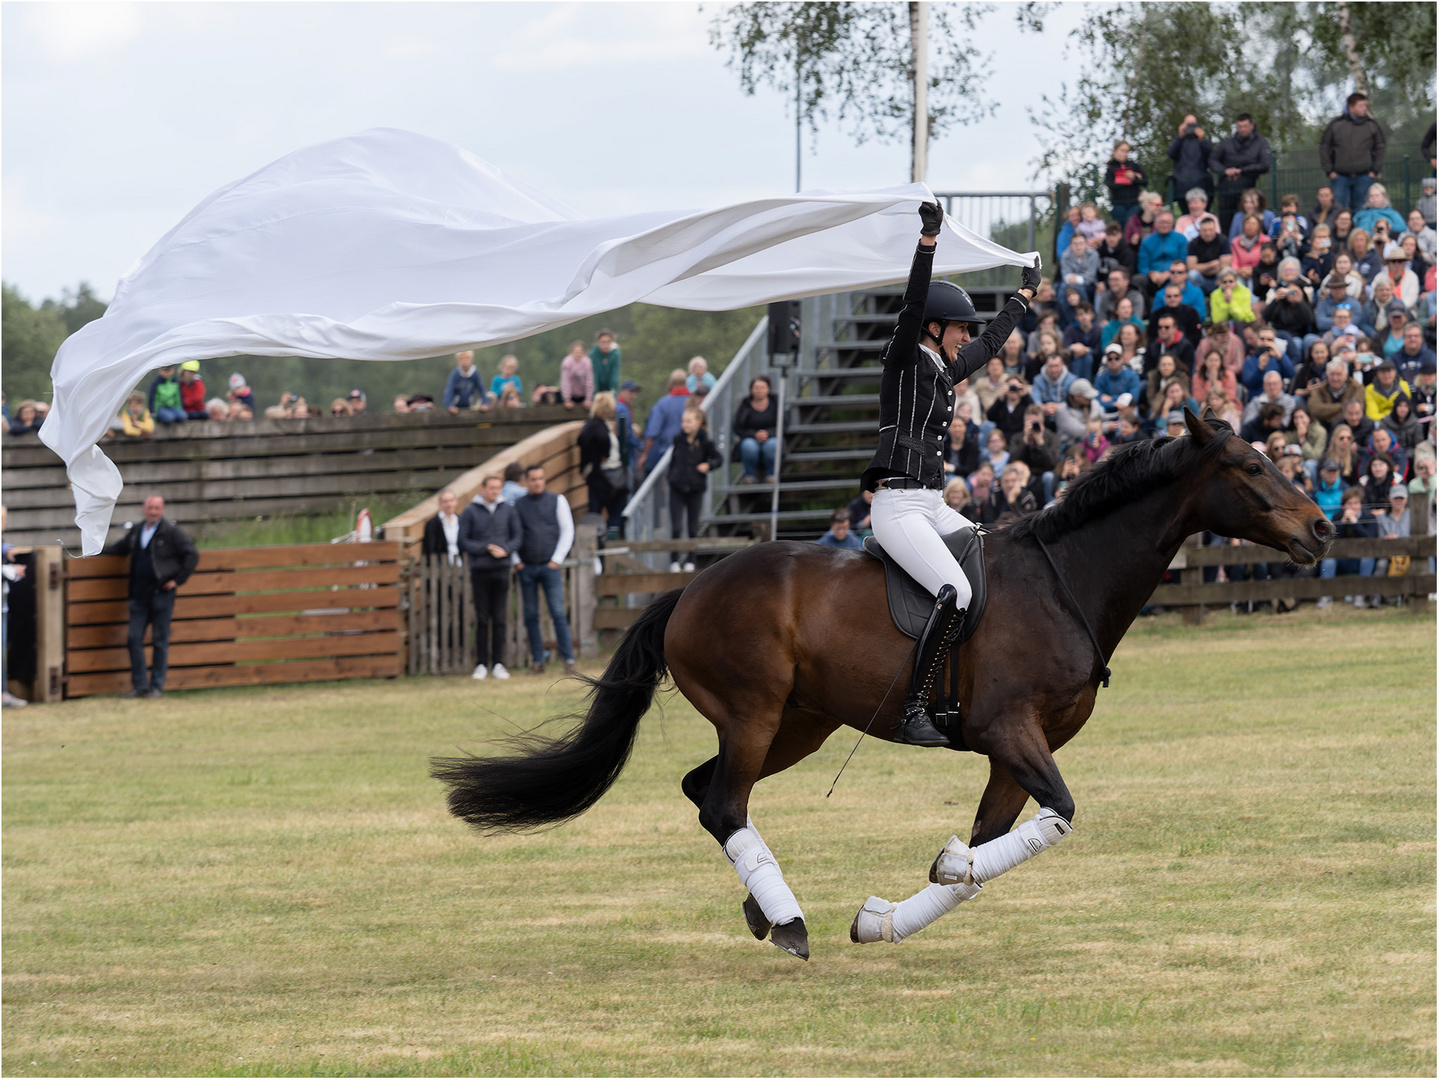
left=850, top=896, right=896, bottom=944
left=930, top=835, right=974, bottom=886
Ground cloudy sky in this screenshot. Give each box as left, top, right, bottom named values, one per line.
left=2, top=1, right=1087, bottom=303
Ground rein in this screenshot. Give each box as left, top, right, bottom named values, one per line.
left=1032, top=535, right=1112, bottom=689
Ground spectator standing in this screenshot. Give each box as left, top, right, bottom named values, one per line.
left=422, top=490, right=463, bottom=566
left=491, top=355, right=523, bottom=402
left=577, top=393, right=629, bottom=537
left=667, top=406, right=721, bottom=572
left=119, top=392, right=155, bottom=438
left=615, top=380, right=644, bottom=483
left=1167, top=115, right=1213, bottom=203
left=686, top=356, right=717, bottom=394
left=445, top=351, right=489, bottom=413
left=815, top=509, right=863, bottom=550
left=1210, top=116, right=1273, bottom=227
left=732, top=375, right=778, bottom=483
left=1320, top=92, right=1385, bottom=210
left=102, top=494, right=199, bottom=699
left=642, top=370, right=692, bottom=477
left=558, top=341, right=595, bottom=411
left=459, top=475, right=522, bottom=681
left=1, top=506, right=25, bottom=708
left=148, top=366, right=184, bottom=424
left=500, top=462, right=527, bottom=504
left=513, top=465, right=577, bottom=675
left=589, top=329, right=622, bottom=394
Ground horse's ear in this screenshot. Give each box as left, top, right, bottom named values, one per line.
left=1184, top=406, right=1215, bottom=445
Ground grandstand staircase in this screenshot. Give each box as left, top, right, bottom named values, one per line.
left=705, top=283, right=1013, bottom=540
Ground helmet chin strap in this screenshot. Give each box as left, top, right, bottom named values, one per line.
left=924, top=321, right=950, bottom=360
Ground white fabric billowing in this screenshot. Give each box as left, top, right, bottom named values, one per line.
left=870, top=487, right=976, bottom=604
left=38, top=128, right=1035, bottom=553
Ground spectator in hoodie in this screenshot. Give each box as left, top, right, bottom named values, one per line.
left=667, top=405, right=722, bottom=571
left=1103, top=141, right=1147, bottom=225
left=148, top=365, right=185, bottom=424
left=445, top=350, right=490, bottom=413
left=1061, top=301, right=1101, bottom=381
left=1353, top=183, right=1406, bottom=237
left=559, top=341, right=594, bottom=410
left=1417, top=177, right=1437, bottom=230
left=1167, top=115, right=1213, bottom=204
left=227, top=373, right=256, bottom=415
left=1270, top=194, right=1310, bottom=238
left=1138, top=212, right=1190, bottom=296
left=1364, top=359, right=1411, bottom=422
left=490, top=355, right=523, bottom=401
left=1209, top=270, right=1257, bottom=326
left=1320, top=92, right=1386, bottom=211
left=1095, top=220, right=1137, bottom=277
left=459, top=474, right=523, bottom=682
left=1211, top=115, right=1273, bottom=227
left=178, top=361, right=207, bottom=419
left=589, top=329, right=622, bottom=394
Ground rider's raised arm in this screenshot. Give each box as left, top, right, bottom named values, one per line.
left=949, top=258, right=1042, bottom=382
left=883, top=239, right=937, bottom=367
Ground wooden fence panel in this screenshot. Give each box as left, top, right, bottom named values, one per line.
left=62, top=541, right=404, bottom=698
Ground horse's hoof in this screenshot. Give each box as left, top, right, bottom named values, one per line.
left=741, top=893, right=771, bottom=940
left=770, top=917, right=809, bottom=960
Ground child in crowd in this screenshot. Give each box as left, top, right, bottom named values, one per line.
left=491, top=355, right=523, bottom=401
left=560, top=340, right=594, bottom=410
left=667, top=405, right=722, bottom=572
left=1076, top=202, right=1107, bottom=245
left=117, top=392, right=155, bottom=438
left=149, top=365, right=185, bottom=423
left=228, top=373, right=256, bottom=415
left=179, top=361, right=207, bottom=419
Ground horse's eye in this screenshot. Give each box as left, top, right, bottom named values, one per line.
left=1246, top=462, right=1264, bottom=476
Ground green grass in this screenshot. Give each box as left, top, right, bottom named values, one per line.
left=190, top=493, right=426, bottom=548
left=3, top=607, right=1434, bottom=1076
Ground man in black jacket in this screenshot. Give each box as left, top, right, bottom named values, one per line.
left=103, top=494, right=199, bottom=698
left=458, top=476, right=523, bottom=680
left=1209, top=113, right=1272, bottom=226
left=1320, top=92, right=1386, bottom=211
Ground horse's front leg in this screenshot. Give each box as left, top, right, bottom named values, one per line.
left=852, top=719, right=1074, bottom=945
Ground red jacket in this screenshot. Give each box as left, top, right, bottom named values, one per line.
left=180, top=376, right=206, bottom=413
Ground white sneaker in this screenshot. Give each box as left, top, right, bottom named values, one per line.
left=1, top=692, right=27, bottom=708
left=491, top=663, right=510, bottom=680
left=682, top=561, right=696, bottom=573
left=1352, top=595, right=1366, bottom=609
left=471, top=664, right=488, bottom=680
left=1316, top=596, right=1332, bottom=609
left=669, top=561, right=682, bottom=573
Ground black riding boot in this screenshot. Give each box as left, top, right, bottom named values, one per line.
left=894, top=584, right=961, bottom=747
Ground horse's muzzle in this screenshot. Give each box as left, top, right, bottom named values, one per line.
left=1287, top=516, right=1335, bottom=565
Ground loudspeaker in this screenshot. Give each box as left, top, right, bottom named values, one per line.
left=767, top=300, right=801, bottom=356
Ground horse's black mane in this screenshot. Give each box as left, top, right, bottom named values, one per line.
left=1007, top=421, right=1233, bottom=544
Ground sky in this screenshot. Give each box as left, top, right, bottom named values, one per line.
left=2, top=1, right=1089, bottom=304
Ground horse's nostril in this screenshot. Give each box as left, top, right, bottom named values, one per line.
left=1313, top=518, right=1335, bottom=539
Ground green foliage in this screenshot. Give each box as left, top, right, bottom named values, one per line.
left=1030, top=1, right=1437, bottom=195
left=1, top=284, right=69, bottom=404
left=708, top=2, right=1051, bottom=148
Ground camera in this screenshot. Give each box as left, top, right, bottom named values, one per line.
left=1183, top=123, right=1197, bottom=135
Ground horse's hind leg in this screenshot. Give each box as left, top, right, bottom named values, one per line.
left=681, top=757, right=717, bottom=810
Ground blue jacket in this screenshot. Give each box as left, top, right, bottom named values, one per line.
left=444, top=367, right=488, bottom=410
left=1094, top=365, right=1141, bottom=405
left=643, top=392, right=691, bottom=471
left=1138, top=231, right=1189, bottom=277
left=1031, top=367, right=1076, bottom=405
left=1314, top=477, right=1345, bottom=518
left=1179, top=281, right=1209, bottom=321
left=1239, top=351, right=1295, bottom=395
left=616, top=399, right=642, bottom=463
left=815, top=529, right=863, bottom=550
left=1354, top=207, right=1406, bottom=236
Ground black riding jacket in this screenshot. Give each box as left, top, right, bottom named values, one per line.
left=862, top=242, right=1030, bottom=492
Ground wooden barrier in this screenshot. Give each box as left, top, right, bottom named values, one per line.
left=2, top=408, right=575, bottom=549
left=592, top=537, right=758, bottom=637
left=1155, top=533, right=1436, bottom=619
left=63, top=542, right=403, bottom=697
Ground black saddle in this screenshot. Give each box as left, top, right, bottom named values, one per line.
left=861, top=528, right=989, bottom=644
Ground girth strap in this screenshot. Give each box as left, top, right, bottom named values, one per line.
left=1032, top=535, right=1112, bottom=689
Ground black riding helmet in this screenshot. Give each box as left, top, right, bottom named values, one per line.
left=923, top=281, right=982, bottom=345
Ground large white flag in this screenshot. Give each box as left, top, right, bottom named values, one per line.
left=40, top=128, right=1036, bottom=553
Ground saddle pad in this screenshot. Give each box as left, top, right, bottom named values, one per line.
left=862, top=528, right=989, bottom=642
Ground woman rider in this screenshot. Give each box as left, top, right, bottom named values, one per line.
left=863, top=201, right=1041, bottom=746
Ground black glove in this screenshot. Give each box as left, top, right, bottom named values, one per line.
left=1020, top=257, right=1042, bottom=293
left=918, top=202, right=944, bottom=237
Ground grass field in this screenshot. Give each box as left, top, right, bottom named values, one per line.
left=3, top=607, right=1434, bottom=1077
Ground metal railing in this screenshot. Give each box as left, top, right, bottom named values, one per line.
left=621, top=315, right=770, bottom=568
left=932, top=190, right=1052, bottom=287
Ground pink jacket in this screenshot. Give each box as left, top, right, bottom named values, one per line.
left=560, top=354, right=594, bottom=404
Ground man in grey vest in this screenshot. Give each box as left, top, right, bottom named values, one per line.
left=513, top=464, right=577, bottom=674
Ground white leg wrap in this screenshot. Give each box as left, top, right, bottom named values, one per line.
left=724, top=826, right=803, bottom=927
left=970, top=807, right=1072, bottom=884
left=931, top=835, right=974, bottom=886
left=890, top=881, right=983, bottom=941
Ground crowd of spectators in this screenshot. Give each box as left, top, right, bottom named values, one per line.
left=818, top=95, right=1436, bottom=605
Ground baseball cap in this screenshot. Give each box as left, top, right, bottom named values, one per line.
left=1282, top=443, right=1304, bottom=458
left=1383, top=242, right=1407, bottom=261
left=1387, top=299, right=1409, bottom=316
left=1389, top=484, right=1409, bottom=500
left=1069, top=378, right=1097, bottom=399
left=229, top=373, right=247, bottom=390
left=348, top=388, right=366, bottom=401
left=1105, top=342, right=1123, bottom=356
left=1376, top=358, right=1396, bottom=372
left=1115, top=393, right=1134, bottom=408
left=1320, top=459, right=1341, bottom=473
left=180, top=360, right=201, bottom=372
left=1165, top=410, right=1185, bottom=425
left=619, top=379, right=642, bottom=392
left=1421, top=359, right=1437, bottom=375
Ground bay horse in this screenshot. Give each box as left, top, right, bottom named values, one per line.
left=432, top=411, right=1333, bottom=959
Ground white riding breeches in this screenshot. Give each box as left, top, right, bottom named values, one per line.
left=870, top=486, right=974, bottom=609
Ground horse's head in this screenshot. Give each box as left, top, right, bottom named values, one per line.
left=1183, top=409, right=1334, bottom=565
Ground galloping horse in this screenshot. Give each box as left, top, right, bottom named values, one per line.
left=432, top=411, right=1334, bottom=959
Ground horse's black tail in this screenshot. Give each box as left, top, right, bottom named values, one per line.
left=430, top=588, right=684, bottom=833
